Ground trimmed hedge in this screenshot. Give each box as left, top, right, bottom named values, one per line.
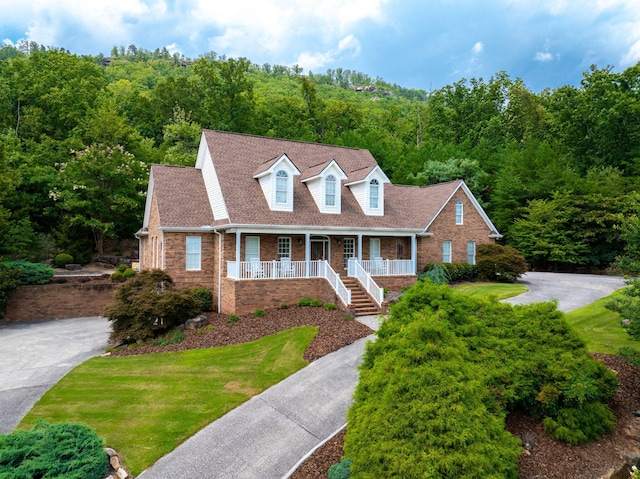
left=345, top=281, right=617, bottom=477
left=2, top=261, right=55, bottom=285
left=421, top=262, right=478, bottom=283
left=0, top=421, right=107, bottom=479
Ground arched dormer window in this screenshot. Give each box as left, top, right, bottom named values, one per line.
left=276, top=170, right=288, bottom=204
left=325, top=175, right=336, bottom=207
left=456, top=199, right=463, bottom=224
left=369, top=179, right=380, bottom=209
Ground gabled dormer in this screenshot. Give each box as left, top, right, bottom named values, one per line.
left=345, top=165, right=390, bottom=216
left=253, top=154, right=300, bottom=212
left=301, top=160, right=348, bottom=214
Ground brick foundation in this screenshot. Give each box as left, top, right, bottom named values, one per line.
left=373, top=275, right=417, bottom=292
left=6, top=280, right=119, bottom=321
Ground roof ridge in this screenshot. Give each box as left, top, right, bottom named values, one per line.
left=203, top=129, right=366, bottom=152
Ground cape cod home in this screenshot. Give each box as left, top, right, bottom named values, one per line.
left=136, top=130, right=501, bottom=315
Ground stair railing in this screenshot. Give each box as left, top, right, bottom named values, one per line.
left=348, top=258, right=383, bottom=307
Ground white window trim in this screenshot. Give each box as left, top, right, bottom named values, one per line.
left=186, top=236, right=202, bottom=271
left=443, top=240, right=452, bottom=263
left=343, top=237, right=355, bottom=269
left=456, top=200, right=463, bottom=225
left=275, top=170, right=288, bottom=205
left=369, top=179, right=380, bottom=210
left=325, top=174, right=337, bottom=208
left=245, top=236, right=260, bottom=262
left=467, top=241, right=476, bottom=265
left=278, top=237, right=291, bottom=260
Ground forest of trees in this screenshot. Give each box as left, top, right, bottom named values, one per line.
left=0, top=42, right=639, bottom=272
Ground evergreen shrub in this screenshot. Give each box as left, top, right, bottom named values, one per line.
left=0, top=263, right=21, bottom=317
left=54, top=253, right=74, bottom=268
left=605, top=277, right=640, bottom=339
left=422, top=262, right=478, bottom=283
left=328, top=457, right=352, bottom=479
left=191, top=286, right=213, bottom=312
left=0, top=421, right=107, bottom=479
left=476, top=244, right=527, bottom=282
left=109, top=264, right=136, bottom=283
left=418, top=262, right=450, bottom=284
left=2, top=260, right=55, bottom=285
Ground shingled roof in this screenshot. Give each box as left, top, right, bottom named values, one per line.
left=147, top=130, right=491, bottom=233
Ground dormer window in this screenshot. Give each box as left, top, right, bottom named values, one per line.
left=276, top=170, right=288, bottom=204
left=325, top=175, right=336, bottom=207
left=369, top=179, right=379, bottom=209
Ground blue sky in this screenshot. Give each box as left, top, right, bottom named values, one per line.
left=2, top=0, right=640, bottom=92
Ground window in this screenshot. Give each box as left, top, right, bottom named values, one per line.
left=186, top=236, right=201, bottom=271
left=275, top=170, right=288, bottom=204
left=467, top=241, right=476, bottom=265
left=245, top=236, right=260, bottom=261
left=369, top=179, right=379, bottom=209
left=442, top=240, right=452, bottom=263
left=343, top=238, right=355, bottom=269
left=456, top=200, right=463, bottom=225
left=370, top=238, right=381, bottom=259
left=325, top=175, right=336, bottom=207
left=278, top=237, right=291, bottom=260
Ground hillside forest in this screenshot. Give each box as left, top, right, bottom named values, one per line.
left=1, top=42, right=639, bottom=273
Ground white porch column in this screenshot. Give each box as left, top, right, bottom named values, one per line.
left=357, top=234, right=363, bottom=262
left=305, top=233, right=311, bottom=277
left=411, top=234, right=417, bottom=274
left=235, top=230, right=241, bottom=265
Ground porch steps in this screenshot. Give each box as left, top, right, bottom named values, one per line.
left=342, top=277, right=381, bottom=316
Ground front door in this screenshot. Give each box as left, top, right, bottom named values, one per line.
left=310, top=237, right=329, bottom=261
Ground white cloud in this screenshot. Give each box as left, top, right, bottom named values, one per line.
left=534, top=51, right=554, bottom=62
left=472, top=41, right=483, bottom=54
left=621, top=39, right=640, bottom=65
left=295, top=34, right=361, bottom=72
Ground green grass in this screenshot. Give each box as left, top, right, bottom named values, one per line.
left=453, top=282, right=529, bottom=300
left=19, top=326, right=318, bottom=476
left=565, top=292, right=639, bottom=355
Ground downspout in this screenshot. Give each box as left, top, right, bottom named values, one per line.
left=214, top=229, right=222, bottom=313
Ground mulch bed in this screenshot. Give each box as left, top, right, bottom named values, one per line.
left=109, top=308, right=640, bottom=478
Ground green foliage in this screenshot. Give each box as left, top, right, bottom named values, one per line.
left=297, top=296, right=323, bottom=307
left=54, top=252, right=74, bottom=267
left=618, top=346, right=640, bottom=366
left=253, top=308, right=266, bottom=317
left=418, top=262, right=450, bottom=284
left=227, top=313, right=239, bottom=323
left=152, top=329, right=187, bottom=347
left=328, top=457, right=352, bottom=479
left=324, top=302, right=337, bottom=311
left=542, top=402, right=615, bottom=445
left=0, top=263, right=21, bottom=317
left=2, top=260, right=55, bottom=285
left=0, top=421, right=107, bottom=479
left=476, top=243, right=526, bottom=282
left=103, top=269, right=201, bottom=343
left=279, top=303, right=289, bottom=309
left=605, top=277, right=640, bottom=339
left=191, top=286, right=213, bottom=312
left=109, top=263, right=137, bottom=283
left=423, top=261, right=478, bottom=283
left=345, top=281, right=617, bottom=477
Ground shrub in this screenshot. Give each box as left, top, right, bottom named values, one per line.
left=253, top=308, right=266, bottom=317
left=0, top=264, right=21, bottom=318
left=54, top=253, right=74, bottom=268
left=280, top=303, right=289, bottom=309
left=543, top=402, right=615, bottom=445
left=328, top=457, right=352, bottom=479
left=297, top=297, right=323, bottom=307
left=418, top=263, right=450, bottom=284
left=110, top=264, right=137, bottom=283
left=2, top=260, right=55, bottom=285
left=618, top=346, right=640, bottom=366
left=191, top=286, right=213, bottom=312
left=103, top=269, right=201, bottom=343
left=0, top=421, right=107, bottom=479
left=152, top=329, right=187, bottom=347
left=424, top=262, right=479, bottom=283
left=605, top=277, right=640, bottom=339
left=324, top=302, right=337, bottom=311
left=476, top=244, right=527, bottom=282
left=227, top=313, right=239, bottom=323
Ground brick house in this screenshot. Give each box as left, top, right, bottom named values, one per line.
left=136, top=130, right=501, bottom=315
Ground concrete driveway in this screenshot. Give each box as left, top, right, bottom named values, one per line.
left=503, top=272, right=626, bottom=312
left=0, top=316, right=111, bottom=433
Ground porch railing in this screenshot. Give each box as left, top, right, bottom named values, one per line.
left=360, top=259, right=415, bottom=276
left=348, top=258, right=384, bottom=306
left=318, top=261, right=351, bottom=307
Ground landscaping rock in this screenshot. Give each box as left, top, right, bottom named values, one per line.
left=65, top=263, right=81, bottom=270
left=183, top=314, right=208, bottom=330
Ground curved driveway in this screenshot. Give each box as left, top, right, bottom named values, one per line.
left=0, top=316, right=111, bottom=433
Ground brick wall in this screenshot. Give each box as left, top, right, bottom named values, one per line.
left=163, top=232, right=217, bottom=290
left=373, top=275, right=417, bottom=291
left=220, top=277, right=338, bottom=315
left=417, top=190, right=496, bottom=269
left=6, top=281, right=119, bottom=321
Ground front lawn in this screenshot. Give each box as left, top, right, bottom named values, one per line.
left=565, top=293, right=639, bottom=354
left=453, top=282, right=529, bottom=300
left=19, top=326, right=318, bottom=476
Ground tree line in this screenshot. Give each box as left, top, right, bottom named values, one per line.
left=0, top=43, right=639, bottom=272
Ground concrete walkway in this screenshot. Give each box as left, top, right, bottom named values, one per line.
left=0, top=316, right=111, bottom=433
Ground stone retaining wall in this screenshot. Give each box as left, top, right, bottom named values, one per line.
left=6, top=278, right=119, bottom=321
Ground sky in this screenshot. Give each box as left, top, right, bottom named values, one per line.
left=2, top=0, right=640, bottom=92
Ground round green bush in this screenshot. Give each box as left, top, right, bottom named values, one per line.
left=191, top=286, right=213, bottom=312
left=54, top=253, right=74, bottom=268
left=328, top=457, right=352, bottom=479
